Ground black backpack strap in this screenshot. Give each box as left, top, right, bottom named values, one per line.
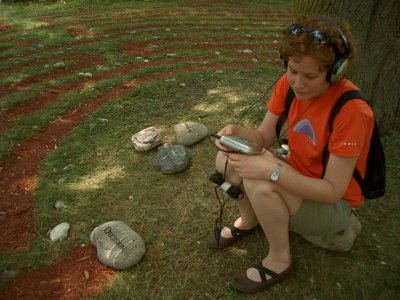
left=276, top=87, right=295, bottom=143
left=328, top=90, right=369, bottom=132
left=321, top=90, right=369, bottom=180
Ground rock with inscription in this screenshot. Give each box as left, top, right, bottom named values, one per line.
left=174, top=121, right=209, bottom=146
left=131, top=126, right=162, bottom=151
left=90, top=221, right=145, bottom=270
left=153, top=145, right=191, bottom=174
left=50, top=222, right=70, bottom=241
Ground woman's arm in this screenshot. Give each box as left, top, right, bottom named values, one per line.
left=227, top=151, right=358, bottom=205
left=276, top=154, right=358, bottom=204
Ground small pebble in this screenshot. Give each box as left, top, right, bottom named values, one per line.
left=55, top=201, right=66, bottom=210
left=50, top=222, right=70, bottom=241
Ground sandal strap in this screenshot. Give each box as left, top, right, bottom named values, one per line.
left=228, top=225, right=256, bottom=238
left=254, top=263, right=279, bottom=282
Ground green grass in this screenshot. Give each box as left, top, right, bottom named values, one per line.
left=0, top=0, right=399, bottom=299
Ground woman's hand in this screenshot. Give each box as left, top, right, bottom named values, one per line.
left=227, top=150, right=279, bottom=180
left=215, top=124, right=241, bottom=152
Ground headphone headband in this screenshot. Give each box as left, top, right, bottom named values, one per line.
left=311, top=17, right=350, bottom=56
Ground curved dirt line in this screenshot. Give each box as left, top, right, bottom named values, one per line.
left=0, top=53, right=105, bottom=98
left=0, top=48, right=278, bottom=133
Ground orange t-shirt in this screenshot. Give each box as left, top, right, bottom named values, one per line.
left=267, top=73, right=374, bottom=207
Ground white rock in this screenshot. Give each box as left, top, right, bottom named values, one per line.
left=131, top=126, right=162, bottom=151
left=53, top=61, right=65, bottom=68
left=63, top=164, right=74, bottom=171
left=174, top=121, right=209, bottom=146
left=50, top=222, right=70, bottom=241
left=54, top=201, right=66, bottom=210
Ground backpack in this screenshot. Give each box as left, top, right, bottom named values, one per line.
left=276, top=88, right=386, bottom=199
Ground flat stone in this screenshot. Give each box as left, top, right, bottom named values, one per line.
left=90, top=221, right=145, bottom=270
left=131, top=126, right=162, bottom=151
left=174, top=121, right=209, bottom=146
left=153, top=145, right=191, bottom=174
left=302, top=214, right=362, bottom=253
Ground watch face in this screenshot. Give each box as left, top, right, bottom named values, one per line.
left=271, top=172, right=279, bottom=182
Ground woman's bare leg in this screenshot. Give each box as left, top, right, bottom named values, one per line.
left=243, top=178, right=302, bottom=281
left=215, top=152, right=258, bottom=238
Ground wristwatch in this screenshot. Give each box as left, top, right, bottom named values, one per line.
left=270, top=163, right=282, bottom=182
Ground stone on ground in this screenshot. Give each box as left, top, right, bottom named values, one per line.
left=90, top=221, right=145, bottom=270
left=302, top=213, right=362, bottom=253
left=174, top=121, right=209, bottom=146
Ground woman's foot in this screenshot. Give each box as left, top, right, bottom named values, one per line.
left=230, top=257, right=294, bottom=293
left=220, top=217, right=258, bottom=239
left=206, top=218, right=260, bottom=249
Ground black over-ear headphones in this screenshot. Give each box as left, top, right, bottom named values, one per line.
left=281, top=18, right=351, bottom=83
left=326, top=21, right=350, bottom=83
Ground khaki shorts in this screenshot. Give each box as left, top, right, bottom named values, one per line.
left=289, top=199, right=352, bottom=236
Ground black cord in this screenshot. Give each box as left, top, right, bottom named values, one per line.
left=213, top=155, right=244, bottom=244
left=208, top=74, right=285, bottom=153
left=235, top=74, right=283, bottom=126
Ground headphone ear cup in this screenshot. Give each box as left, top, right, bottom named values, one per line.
left=329, top=57, right=349, bottom=83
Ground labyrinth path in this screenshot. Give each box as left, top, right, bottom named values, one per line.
left=0, top=2, right=290, bottom=298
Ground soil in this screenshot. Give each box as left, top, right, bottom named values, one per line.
left=0, top=245, right=116, bottom=300
left=0, top=2, right=287, bottom=298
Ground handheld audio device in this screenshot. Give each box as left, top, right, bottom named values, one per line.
left=218, top=135, right=263, bottom=155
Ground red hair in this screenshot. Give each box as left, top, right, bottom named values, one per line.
left=281, top=15, right=356, bottom=71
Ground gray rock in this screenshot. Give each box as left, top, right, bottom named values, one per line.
left=174, top=122, right=209, bottom=146
left=153, top=145, right=191, bottom=174
left=50, top=222, right=70, bottom=241
left=131, top=127, right=162, bottom=151
left=302, top=214, right=362, bottom=253
left=90, top=221, right=145, bottom=270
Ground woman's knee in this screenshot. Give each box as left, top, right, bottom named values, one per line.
left=215, top=152, right=242, bottom=186
left=243, top=179, right=276, bottom=202
left=244, top=179, right=302, bottom=215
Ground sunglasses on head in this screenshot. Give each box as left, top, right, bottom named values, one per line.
left=288, top=24, right=333, bottom=45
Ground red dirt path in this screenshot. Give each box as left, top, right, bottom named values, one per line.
left=0, top=245, right=116, bottom=300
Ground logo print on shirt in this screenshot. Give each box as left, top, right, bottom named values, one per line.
left=293, top=119, right=316, bottom=145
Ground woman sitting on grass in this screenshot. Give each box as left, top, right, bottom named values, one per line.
left=207, top=15, right=374, bottom=293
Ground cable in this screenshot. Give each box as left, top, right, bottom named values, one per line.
left=235, top=74, right=284, bottom=126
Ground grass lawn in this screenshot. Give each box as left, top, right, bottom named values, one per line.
left=0, top=0, right=399, bottom=299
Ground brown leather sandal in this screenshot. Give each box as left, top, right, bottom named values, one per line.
left=206, top=225, right=260, bottom=249
left=230, top=260, right=295, bottom=293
